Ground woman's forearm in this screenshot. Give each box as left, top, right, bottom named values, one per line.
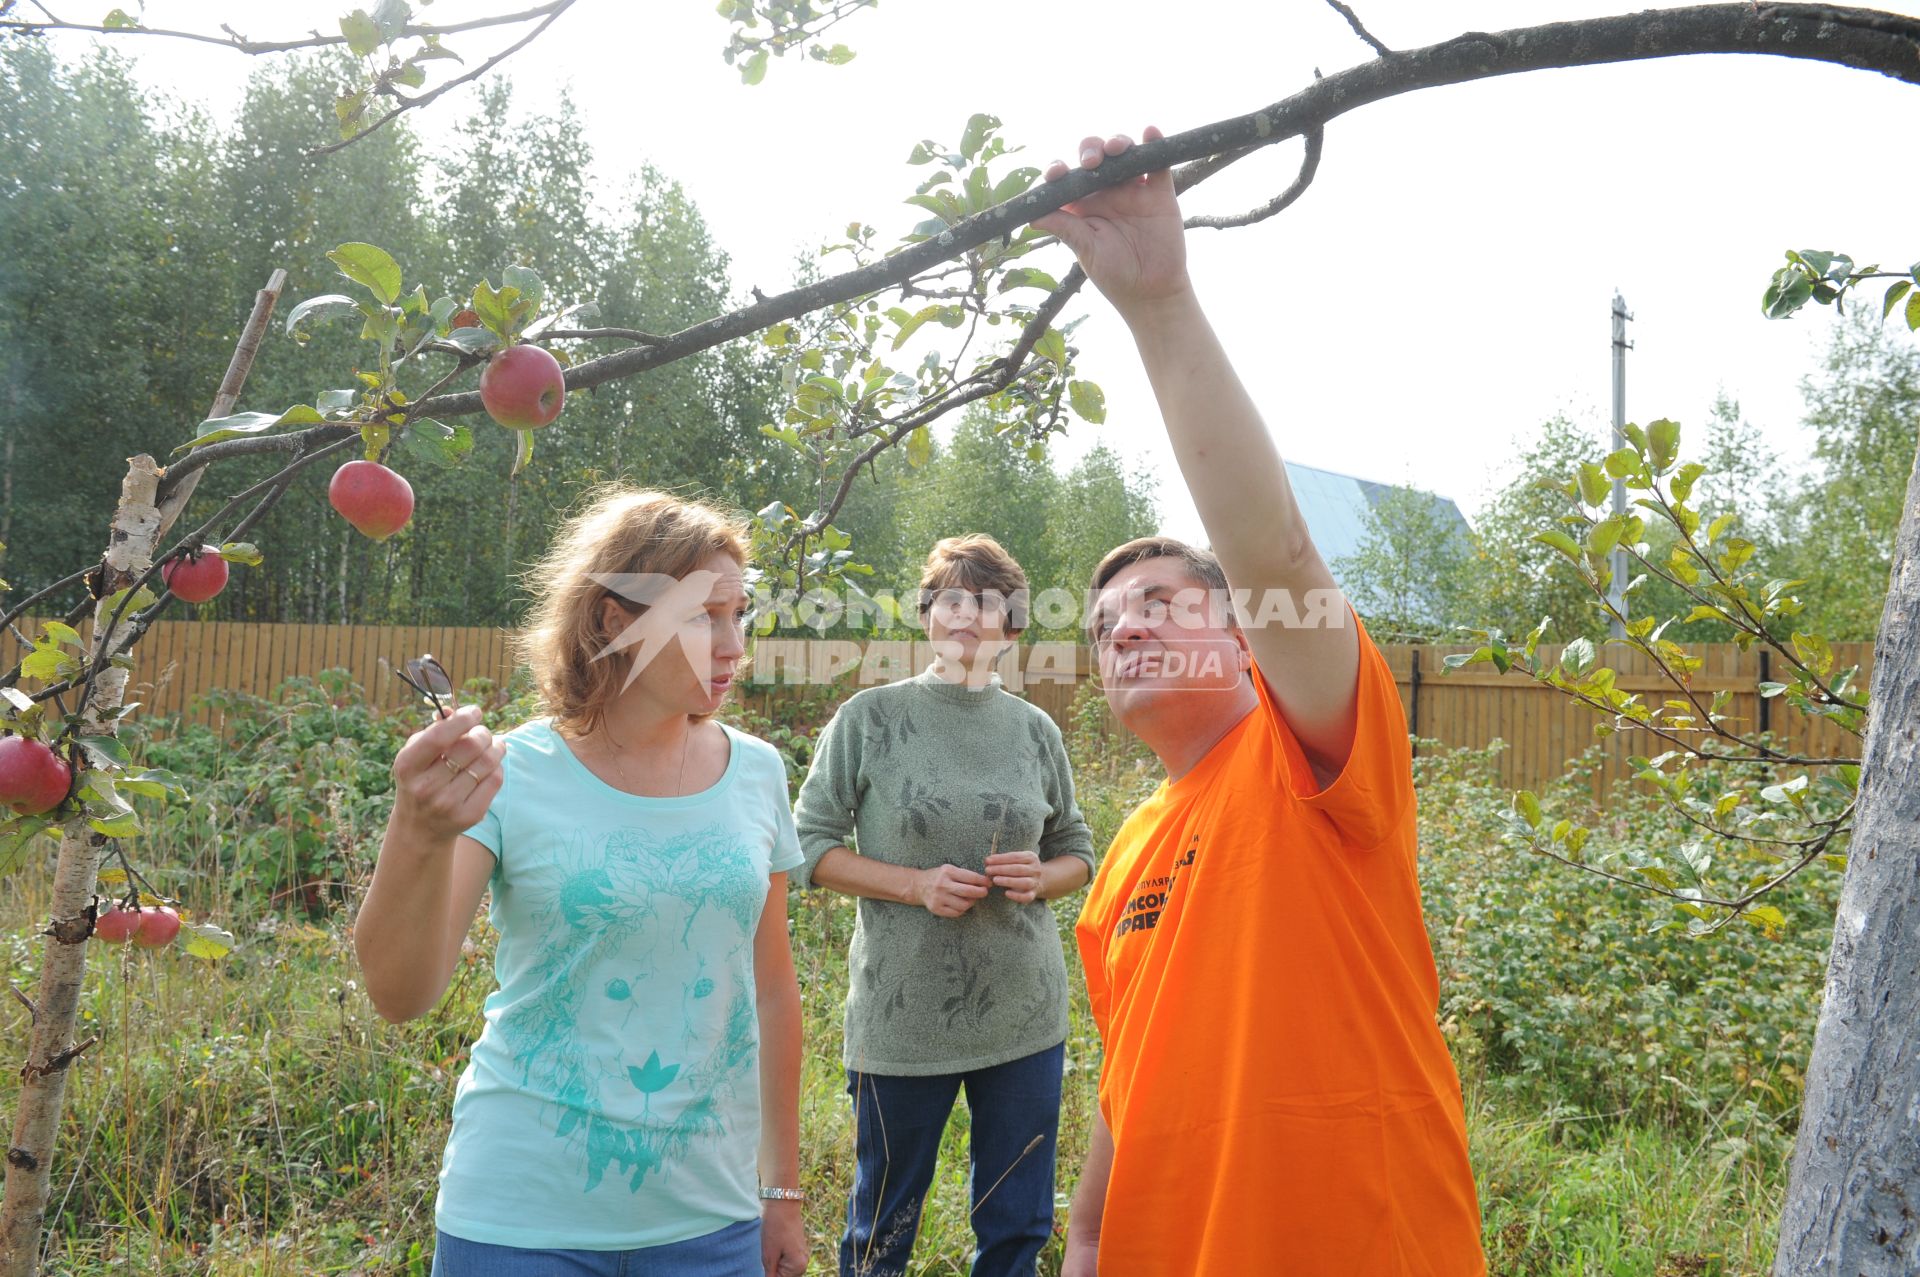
left=1038, top=855, right=1092, bottom=901
left=355, top=814, right=464, bottom=1022
left=810, top=845, right=922, bottom=906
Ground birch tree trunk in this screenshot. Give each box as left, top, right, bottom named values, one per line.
left=0, top=456, right=160, bottom=1277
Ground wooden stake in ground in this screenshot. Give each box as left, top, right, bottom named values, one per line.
left=0, top=273, right=285, bottom=1277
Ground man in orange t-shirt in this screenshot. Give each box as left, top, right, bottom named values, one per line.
left=1032, top=131, right=1485, bottom=1275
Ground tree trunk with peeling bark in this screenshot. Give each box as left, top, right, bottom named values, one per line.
left=0, top=456, right=160, bottom=1277
left=1774, top=436, right=1920, bottom=1275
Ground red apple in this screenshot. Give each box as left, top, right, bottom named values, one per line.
left=95, top=906, right=141, bottom=945
left=133, top=906, right=181, bottom=949
left=162, top=546, right=229, bottom=603
left=480, top=344, right=566, bottom=430
left=450, top=308, right=481, bottom=329
left=328, top=460, right=414, bottom=540
left=0, top=735, right=71, bottom=816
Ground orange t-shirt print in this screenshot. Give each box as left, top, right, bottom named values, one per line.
left=1075, top=629, right=1485, bottom=1276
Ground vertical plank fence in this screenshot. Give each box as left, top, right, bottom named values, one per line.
left=1, top=621, right=1870, bottom=799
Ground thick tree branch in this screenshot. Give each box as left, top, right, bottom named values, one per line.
left=406, top=4, right=1920, bottom=425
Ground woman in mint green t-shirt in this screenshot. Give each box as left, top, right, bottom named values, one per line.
left=794, top=533, right=1096, bottom=1277
left=356, top=489, right=808, bottom=1277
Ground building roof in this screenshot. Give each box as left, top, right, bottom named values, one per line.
left=1284, top=460, right=1473, bottom=569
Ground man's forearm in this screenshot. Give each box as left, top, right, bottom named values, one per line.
left=1121, top=288, right=1311, bottom=582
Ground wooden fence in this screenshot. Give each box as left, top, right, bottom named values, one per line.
left=2, top=621, right=1871, bottom=797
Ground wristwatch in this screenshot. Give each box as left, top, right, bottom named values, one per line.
left=759, top=1186, right=806, bottom=1202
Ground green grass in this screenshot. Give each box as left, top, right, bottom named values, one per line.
left=0, top=686, right=1817, bottom=1274
left=0, top=879, right=1789, bottom=1276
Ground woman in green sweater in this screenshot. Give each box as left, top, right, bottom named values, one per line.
left=793, top=534, right=1095, bottom=1277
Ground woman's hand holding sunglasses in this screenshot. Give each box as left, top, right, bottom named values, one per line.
left=390, top=679, right=505, bottom=845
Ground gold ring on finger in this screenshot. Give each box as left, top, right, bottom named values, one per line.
left=442, top=756, right=464, bottom=776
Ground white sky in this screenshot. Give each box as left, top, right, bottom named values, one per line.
left=52, top=1, right=1920, bottom=542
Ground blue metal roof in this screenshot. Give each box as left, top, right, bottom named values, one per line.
left=1283, top=460, right=1473, bottom=572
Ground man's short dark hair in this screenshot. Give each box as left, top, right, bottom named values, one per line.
left=1090, top=536, right=1229, bottom=596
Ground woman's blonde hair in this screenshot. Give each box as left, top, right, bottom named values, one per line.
left=917, top=533, right=1030, bottom=634
left=513, top=486, right=749, bottom=735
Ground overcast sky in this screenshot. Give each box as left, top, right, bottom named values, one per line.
left=52, top=1, right=1920, bottom=541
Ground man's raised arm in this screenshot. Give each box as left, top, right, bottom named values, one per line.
left=1035, top=128, right=1362, bottom=778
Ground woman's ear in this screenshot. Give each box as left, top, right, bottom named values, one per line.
left=597, top=596, right=633, bottom=645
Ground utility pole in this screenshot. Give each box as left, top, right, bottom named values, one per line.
left=1609, top=292, right=1633, bottom=640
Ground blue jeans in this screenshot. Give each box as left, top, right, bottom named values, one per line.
left=430, top=1219, right=761, bottom=1276
left=840, top=1042, right=1064, bottom=1277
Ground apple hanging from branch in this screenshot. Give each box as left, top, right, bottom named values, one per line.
left=160, top=546, right=230, bottom=603
left=0, top=735, right=72, bottom=817
left=479, top=343, right=566, bottom=429
left=328, top=459, right=414, bottom=540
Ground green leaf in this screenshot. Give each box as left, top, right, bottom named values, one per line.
left=41, top=621, right=82, bottom=649
left=627, top=1050, right=680, bottom=1094
left=174, top=405, right=323, bottom=453
left=371, top=0, right=411, bottom=40
left=102, top=8, right=142, bottom=30
left=889, top=304, right=947, bottom=351
left=991, top=167, right=1041, bottom=204
left=334, top=89, right=370, bottom=139
left=75, top=736, right=130, bottom=769
left=339, top=9, right=384, bottom=55
left=471, top=280, right=516, bottom=339
left=87, top=811, right=141, bottom=839
left=391, top=61, right=426, bottom=89
left=510, top=428, right=534, bottom=479
left=1759, top=774, right=1810, bottom=805
left=328, top=243, right=402, bottom=305
left=442, top=327, right=499, bottom=356
left=1532, top=530, right=1581, bottom=562
left=401, top=419, right=475, bottom=469
left=1561, top=637, right=1596, bottom=675
left=1647, top=419, right=1681, bottom=471
left=959, top=112, right=1001, bottom=160
left=1881, top=279, right=1912, bottom=320
left=741, top=49, right=769, bottom=84
left=22, top=644, right=75, bottom=680
left=1035, top=327, right=1067, bottom=365
left=906, top=426, right=931, bottom=468
left=1740, top=905, right=1786, bottom=934
left=1603, top=448, right=1640, bottom=480
left=503, top=265, right=545, bottom=314
left=813, top=42, right=856, bottom=65
left=0, top=816, right=56, bottom=872
left=1514, top=791, right=1542, bottom=829
left=1763, top=268, right=1814, bottom=320
left=1068, top=380, right=1106, bottom=424
left=1576, top=462, right=1610, bottom=508
left=1669, top=462, right=1706, bottom=503
left=1000, top=267, right=1058, bottom=294
left=1907, top=286, right=1920, bottom=333
left=284, top=294, right=360, bottom=342
left=182, top=921, right=237, bottom=961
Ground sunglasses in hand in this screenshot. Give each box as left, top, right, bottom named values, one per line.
left=392, top=652, right=455, bottom=719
